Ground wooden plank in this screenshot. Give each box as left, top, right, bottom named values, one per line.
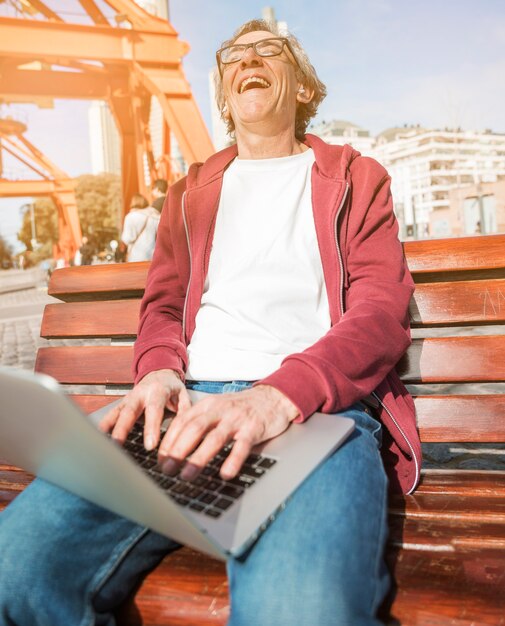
left=35, top=346, right=134, bottom=384
left=411, top=279, right=505, bottom=326
left=0, top=464, right=34, bottom=512
left=415, top=470, right=505, bottom=497
left=415, top=395, right=505, bottom=442
left=389, top=514, right=505, bottom=551
left=404, top=234, right=505, bottom=275
left=40, top=278, right=505, bottom=338
left=383, top=548, right=505, bottom=626
left=389, top=492, right=505, bottom=523
left=117, top=548, right=229, bottom=626
left=41, top=300, right=141, bottom=338
left=70, top=394, right=122, bottom=413
left=398, top=336, right=505, bottom=383
left=35, top=337, right=505, bottom=386
left=48, top=262, right=149, bottom=302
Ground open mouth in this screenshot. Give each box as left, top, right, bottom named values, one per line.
left=238, top=76, right=271, bottom=94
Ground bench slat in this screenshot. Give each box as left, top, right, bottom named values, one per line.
left=390, top=492, right=505, bottom=523
left=390, top=515, right=505, bottom=551
left=116, top=548, right=229, bottom=626
left=45, top=235, right=505, bottom=303
left=398, top=335, right=505, bottom=383
left=67, top=394, right=505, bottom=443
left=41, top=300, right=141, bottom=338
left=410, top=278, right=505, bottom=326
left=48, top=262, right=149, bottom=302
left=384, top=548, right=505, bottom=626
left=404, top=234, right=505, bottom=275
left=39, top=278, right=505, bottom=339
left=415, top=395, right=505, bottom=442
left=35, top=346, right=134, bottom=384
left=35, top=336, right=505, bottom=386
left=70, top=394, right=122, bottom=413
left=415, top=470, right=505, bottom=497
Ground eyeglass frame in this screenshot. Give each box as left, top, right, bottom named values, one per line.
left=215, top=37, right=300, bottom=77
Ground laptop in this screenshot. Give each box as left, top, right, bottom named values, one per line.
left=0, top=366, right=354, bottom=561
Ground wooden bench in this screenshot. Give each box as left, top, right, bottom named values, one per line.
left=1, top=233, right=505, bottom=625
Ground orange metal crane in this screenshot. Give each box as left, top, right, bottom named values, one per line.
left=0, top=0, right=214, bottom=260
left=0, top=117, right=82, bottom=261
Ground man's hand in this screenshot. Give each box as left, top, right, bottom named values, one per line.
left=157, top=385, right=299, bottom=481
left=98, top=369, right=191, bottom=451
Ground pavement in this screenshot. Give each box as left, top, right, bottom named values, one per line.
left=0, top=283, right=58, bottom=371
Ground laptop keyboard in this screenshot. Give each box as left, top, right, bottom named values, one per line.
left=122, top=422, right=277, bottom=518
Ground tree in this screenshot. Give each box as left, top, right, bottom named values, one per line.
left=75, top=173, right=122, bottom=253
left=17, top=173, right=122, bottom=260
left=17, top=198, right=58, bottom=265
left=0, top=234, right=13, bottom=269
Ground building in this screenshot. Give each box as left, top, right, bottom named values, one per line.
left=372, top=126, right=505, bottom=238
left=441, top=180, right=505, bottom=237
left=88, top=101, right=121, bottom=176
left=310, top=120, right=375, bottom=156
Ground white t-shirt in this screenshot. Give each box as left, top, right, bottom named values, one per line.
left=186, top=148, right=331, bottom=381
left=121, top=207, right=160, bottom=262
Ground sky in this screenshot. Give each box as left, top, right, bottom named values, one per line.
left=1, top=0, right=504, bottom=251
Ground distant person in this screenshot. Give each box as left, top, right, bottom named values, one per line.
left=79, top=236, right=93, bottom=266
left=151, top=178, right=168, bottom=213
left=120, top=193, right=160, bottom=262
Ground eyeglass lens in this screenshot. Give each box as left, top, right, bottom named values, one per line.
left=221, top=39, right=285, bottom=64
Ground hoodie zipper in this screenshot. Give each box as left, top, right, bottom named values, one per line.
left=334, top=183, right=349, bottom=318
left=181, top=191, right=191, bottom=341
left=371, top=391, right=419, bottom=494
left=334, top=181, right=419, bottom=495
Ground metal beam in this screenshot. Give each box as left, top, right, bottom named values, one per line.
left=0, top=69, right=111, bottom=101
left=103, top=0, right=178, bottom=33
left=24, top=0, right=63, bottom=22
left=0, top=179, right=63, bottom=197
left=0, top=16, right=189, bottom=66
left=77, top=0, right=110, bottom=26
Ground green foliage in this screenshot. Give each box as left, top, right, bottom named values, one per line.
left=17, top=197, right=58, bottom=252
left=75, top=173, right=122, bottom=252
left=0, top=234, right=13, bottom=268
left=17, top=173, right=122, bottom=257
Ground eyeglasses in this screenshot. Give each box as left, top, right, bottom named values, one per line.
left=216, top=37, right=299, bottom=75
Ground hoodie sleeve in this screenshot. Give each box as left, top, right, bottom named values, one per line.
left=258, top=157, right=415, bottom=420
left=132, top=179, right=189, bottom=383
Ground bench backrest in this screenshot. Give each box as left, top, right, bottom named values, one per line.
left=36, top=234, right=505, bottom=446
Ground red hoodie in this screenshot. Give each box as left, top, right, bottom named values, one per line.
left=133, top=134, right=422, bottom=494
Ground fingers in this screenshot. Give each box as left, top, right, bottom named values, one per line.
left=158, top=396, right=259, bottom=481
left=143, top=398, right=167, bottom=451
left=98, top=371, right=191, bottom=450
left=219, top=437, right=253, bottom=480
left=111, top=397, right=143, bottom=444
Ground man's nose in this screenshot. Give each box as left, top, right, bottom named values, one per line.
left=240, top=46, right=262, bottom=69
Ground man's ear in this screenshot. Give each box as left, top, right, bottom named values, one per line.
left=296, top=85, right=314, bottom=104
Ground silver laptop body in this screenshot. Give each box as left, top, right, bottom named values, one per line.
left=0, top=366, right=354, bottom=560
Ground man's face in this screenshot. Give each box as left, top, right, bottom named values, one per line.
left=221, top=30, right=300, bottom=137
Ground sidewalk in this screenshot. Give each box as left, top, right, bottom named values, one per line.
left=0, top=284, right=57, bottom=371
left=0, top=281, right=107, bottom=372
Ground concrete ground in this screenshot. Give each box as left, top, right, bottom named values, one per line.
left=0, top=285, right=58, bottom=371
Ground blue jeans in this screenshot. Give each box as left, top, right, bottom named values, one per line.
left=0, top=381, right=390, bottom=626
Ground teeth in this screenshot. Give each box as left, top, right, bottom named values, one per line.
left=239, top=76, right=271, bottom=94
